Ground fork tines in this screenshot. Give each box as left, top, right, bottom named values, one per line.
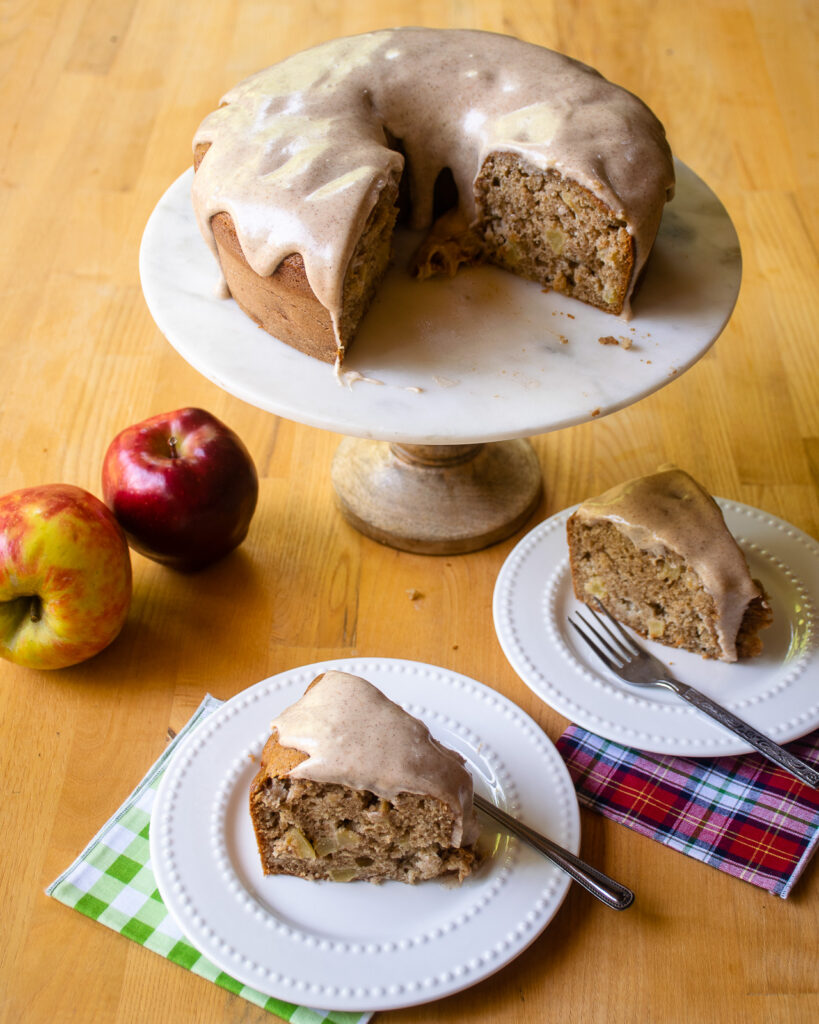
left=568, top=600, right=637, bottom=669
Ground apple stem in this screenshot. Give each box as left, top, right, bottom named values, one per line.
left=168, top=435, right=179, bottom=459
left=30, top=596, right=43, bottom=623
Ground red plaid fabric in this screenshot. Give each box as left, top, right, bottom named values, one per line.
left=556, top=726, right=819, bottom=897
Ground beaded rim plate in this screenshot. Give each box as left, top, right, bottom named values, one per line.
left=493, top=500, right=819, bottom=756
left=150, top=658, right=580, bottom=1012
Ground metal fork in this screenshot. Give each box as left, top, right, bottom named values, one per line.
left=569, top=601, right=819, bottom=789
left=472, top=792, right=634, bottom=910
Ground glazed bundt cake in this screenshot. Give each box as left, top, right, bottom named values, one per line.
left=249, top=671, right=481, bottom=884
left=192, top=28, right=675, bottom=365
left=567, top=467, right=773, bottom=662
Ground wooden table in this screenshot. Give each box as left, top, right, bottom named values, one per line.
left=2, top=2, right=817, bottom=1021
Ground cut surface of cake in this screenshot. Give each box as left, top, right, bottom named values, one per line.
left=191, top=28, right=675, bottom=365
left=567, top=467, right=773, bottom=662
left=249, top=671, right=481, bottom=884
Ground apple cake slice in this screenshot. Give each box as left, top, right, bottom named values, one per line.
left=567, top=466, right=772, bottom=662
left=249, top=671, right=481, bottom=884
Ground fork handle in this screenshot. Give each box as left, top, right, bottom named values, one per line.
left=474, top=796, right=635, bottom=910
left=669, top=683, right=819, bottom=789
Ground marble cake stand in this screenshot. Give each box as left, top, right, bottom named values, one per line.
left=139, top=159, right=741, bottom=553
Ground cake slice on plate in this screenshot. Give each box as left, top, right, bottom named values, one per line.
left=249, top=670, right=481, bottom=883
left=566, top=466, right=773, bottom=662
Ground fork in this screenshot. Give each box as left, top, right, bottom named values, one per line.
left=569, top=601, right=819, bottom=789
left=472, top=792, right=634, bottom=910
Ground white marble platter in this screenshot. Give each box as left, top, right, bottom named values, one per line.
left=140, top=159, right=740, bottom=444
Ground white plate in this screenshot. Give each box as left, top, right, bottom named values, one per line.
left=150, top=658, right=581, bottom=1012
left=139, top=159, right=740, bottom=444
left=493, top=501, right=819, bottom=756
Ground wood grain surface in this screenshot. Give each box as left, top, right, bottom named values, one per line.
left=1, top=2, right=817, bottom=1022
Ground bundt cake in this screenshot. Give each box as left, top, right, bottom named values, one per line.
left=192, top=28, right=675, bottom=365
left=567, top=467, right=773, bottom=662
left=249, top=670, right=481, bottom=884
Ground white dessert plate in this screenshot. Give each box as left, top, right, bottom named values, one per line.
left=493, top=501, right=819, bottom=756
left=150, top=658, right=581, bottom=1012
left=139, top=159, right=740, bottom=444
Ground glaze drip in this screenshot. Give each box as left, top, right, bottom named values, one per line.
left=573, top=467, right=764, bottom=661
left=192, top=28, right=674, bottom=340
left=271, top=671, right=479, bottom=846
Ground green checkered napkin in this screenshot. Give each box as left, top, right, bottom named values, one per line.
left=47, top=695, right=370, bottom=1024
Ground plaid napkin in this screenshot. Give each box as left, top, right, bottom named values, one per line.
left=47, top=695, right=371, bottom=1024
left=556, top=725, right=819, bottom=897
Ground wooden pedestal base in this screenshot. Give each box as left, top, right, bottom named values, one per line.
left=331, top=438, right=542, bottom=554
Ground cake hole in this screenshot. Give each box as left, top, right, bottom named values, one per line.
left=383, top=128, right=411, bottom=223
left=432, top=166, right=459, bottom=219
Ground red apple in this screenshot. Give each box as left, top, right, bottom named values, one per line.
left=102, top=407, right=259, bottom=571
left=0, top=484, right=132, bottom=670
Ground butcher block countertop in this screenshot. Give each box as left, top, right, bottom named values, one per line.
left=1, top=2, right=817, bottom=1022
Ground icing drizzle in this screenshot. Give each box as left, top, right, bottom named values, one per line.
left=192, top=28, right=675, bottom=344
left=271, top=670, right=480, bottom=846
left=573, top=467, right=765, bottom=661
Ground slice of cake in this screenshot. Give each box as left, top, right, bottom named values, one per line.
left=566, top=467, right=773, bottom=662
left=249, top=671, right=481, bottom=884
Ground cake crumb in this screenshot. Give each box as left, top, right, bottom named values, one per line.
left=406, top=588, right=424, bottom=602
left=599, top=335, right=633, bottom=349
left=591, top=408, right=601, bottom=417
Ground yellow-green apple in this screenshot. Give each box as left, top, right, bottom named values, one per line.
left=102, top=407, right=259, bottom=571
left=0, top=484, right=132, bottom=670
